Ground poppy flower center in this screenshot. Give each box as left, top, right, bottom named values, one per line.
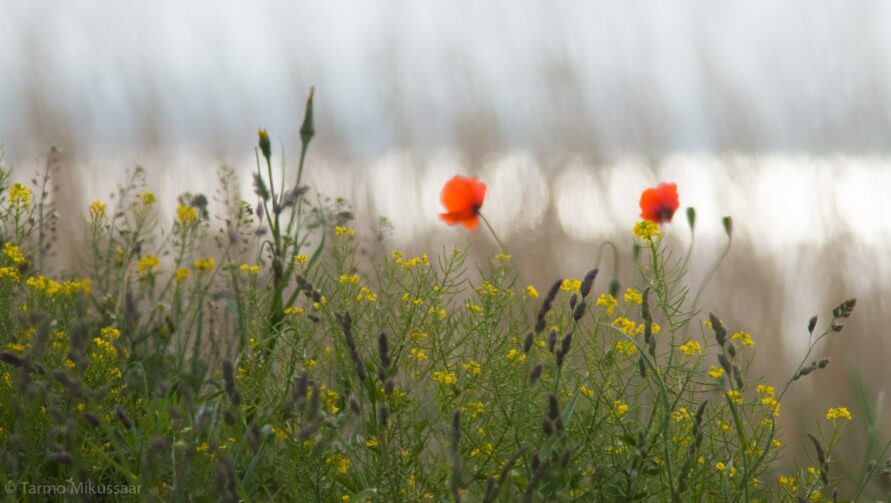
left=472, top=204, right=482, bottom=215
left=657, top=207, right=673, bottom=222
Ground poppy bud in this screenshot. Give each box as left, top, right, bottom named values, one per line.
left=722, top=216, right=733, bottom=239
left=609, top=279, right=620, bottom=298
left=300, top=87, right=315, bottom=146
left=686, top=207, right=696, bottom=231
left=808, top=315, right=818, bottom=334
left=258, top=129, right=271, bottom=162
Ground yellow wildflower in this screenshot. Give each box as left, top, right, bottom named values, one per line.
left=506, top=348, right=526, bottom=363
left=138, top=191, right=156, bottom=206
left=366, top=437, right=379, bottom=449
left=623, top=288, right=643, bottom=304
left=777, top=475, right=797, bottom=492
left=293, top=254, right=308, bottom=265
left=334, top=226, right=354, bottom=237
left=611, top=316, right=636, bottom=336
left=193, top=258, right=216, bottom=273
left=708, top=365, right=725, bottom=379
left=284, top=307, right=304, bottom=315
left=462, top=360, right=481, bottom=376
left=731, top=330, right=754, bottom=347
left=177, top=204, right=198, bottom=225
left=339, top=274, right=359, bottom=284
left=100, top=326, right=121, bottom=339
left=240, top=264, right=260, bottom=274
left=3, top=243, right=27, bottom=265
left=526, top=285, right=539, bottom=298
left=0, top=266, right=21, bottom=283
left=726, top=389, right=743, bottom=405
left=615, top=340, right=637, bottom=355
left=409, top=347, right=428, bottom=362
left=8, top=183, right=32, bottom=209
left=494, top=253, right=511, bottom=262
left=826, top=406, right=852, bottom=421
left=679, top=340, right=702, bottom=357
left=357, top=287, right=377, bottom=302
left=614, top=400, right=629, bottom=416
left=137, top=254, right=161, bottom=276
left=175, top=267, right=190, bottom=283
left=89, top=200, right=107, bottom=219
left=596, top=294, right=617, bottom=316
left=561, top=279, right=581, bottom=292
left=633, top=220, right=662, bottom=241
left=432, top=370, right=457, bottom=386
left=579, top=385, right=594, bottom=399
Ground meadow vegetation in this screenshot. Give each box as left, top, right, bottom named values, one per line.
left=0, top=91, right=881, bottom=502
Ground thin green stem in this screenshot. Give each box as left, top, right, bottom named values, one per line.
left=479, top=213, right=507, bottom=254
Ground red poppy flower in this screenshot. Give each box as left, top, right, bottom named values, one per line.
left=639, top=183, right=679, bottom=223
left=439, top=175, right=487, bottom=231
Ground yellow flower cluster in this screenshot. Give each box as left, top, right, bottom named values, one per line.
left=138, top=191, right=156, bottom=206
left=177, top=204, right=198, bottom=225
left=561, top=279, right=581, bottom=292
left=671, top=407, right=692, bottom=422
left=284, top=307, right=304, bottom=315
left=826, top=406, right=852, bottom=421
left=611, top=316, right=636, bottom=336
left=731, top=331, right=754, bottom=347
left=614, top=400, right=630, bottom=416
left=240, top=264, right=260, bottom=274
left=293, top=254, right=308, bottom=265
left=596, top=294, right=617, bottom=316
left=494, top=253, right=511, bottom=262
left=579, top=385, right=594, bottom=398
left=392, top=251, right=430, bottom=269
left=89, top=200, right=107, bottom=219
left=757, top=385, right=780, bottom=417
left=615, top=340, right=637, bottom=355
left=777, top=475, right=797, bottom=492
left=726, top=390, right=743, bottom=405
left=679, top=340, right=702, bottom=357
left=525, top=285, right=538, bottom=298
left=633, top=220, right=662, bottom=241
left=138, top=254, right=161, bottom=276
left=356, top=287, right=377, bottom=302
left=339, top=274, right=359, bottom=285
left=462, top=360, right=481, bottom=376
left=325, top=454, right=351, bottom=474
left=432, top=370, right=457, bottom=386
left=715, top=462, right=736, bottom=478
left=623, top=288, right=642, bottom=304
left=476, top=281, right=500, bottom=297
left=506, top=348, right=526, bottom=363
left=8, top=183, right=32, bottom=209
left=0, top=266, right=20, bottom=283
left=409, top=347, right=428, bottom=362
left=708, top=365, right=724, bottom=379
left=461, top=401, right=486, bottom=420
left=3, top=243, right=27, bottom=265
left=193, top=258, right=216, bottom=273
left=334, top=226, right=354, bottom=237
left=635, top=322, right=660, bottom=336
left=175, top=267, right=190, bottom=283
left=101, top=326, right=121, bottom=339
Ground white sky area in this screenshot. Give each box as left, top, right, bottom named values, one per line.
left=3, top=0, right=891, bottom=154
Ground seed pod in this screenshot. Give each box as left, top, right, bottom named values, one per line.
left=638, top=356, right=647, bottom=378
left=808, top=315, right=818, bottom=334
left=709, top=313, right=727, bottom=346
left=542, top=418, right=554, bottom=436
left=529, top=364, right=543, bottom=383
left=579, top=268, right=599, bottom=298
left=547, top=394, right=560, bottom=420
left=818, top=357, right=831, bottom=369
left=548, top=330, right=558, bottom=353
left=560, top=331, right=573, bottom=357
left=115, top=406, right=132, bottom=430
left=378, top=332, right=391, bottom=369
left=569, top=294, right=578, bottom=310
left=523, top=333, right=534, bottom=354
left=572, top=301, right=586, bottom=322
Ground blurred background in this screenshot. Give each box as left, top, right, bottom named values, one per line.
left=3, top=0, right=891, bottom=486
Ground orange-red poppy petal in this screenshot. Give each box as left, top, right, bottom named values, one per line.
left=639, top=183, right=679, bottom=223
left=439, top=175, right=487, bottom=230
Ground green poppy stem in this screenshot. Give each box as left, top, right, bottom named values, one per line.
left=479, top=213, right=507, bottom=254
